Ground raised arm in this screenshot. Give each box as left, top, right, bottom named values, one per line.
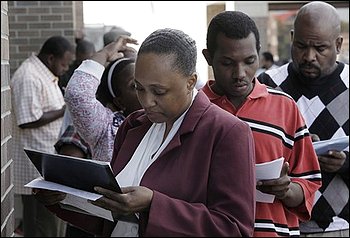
left=64, top=36, right=138, bottom=161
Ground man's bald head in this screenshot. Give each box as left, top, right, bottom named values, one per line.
left=290, top=1, right=343, bottom=81
left=295, top=1, right=341, bottom=38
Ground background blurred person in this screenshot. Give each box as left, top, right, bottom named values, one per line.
left=58, top=39, right=96, bottom=137
left=255, top=51, right=279, bottom=76
left=63, top=50, right=141, bottom=162
left=11, top=35, right=74, bottom=237
left=59, top=38, right=96, bottom=95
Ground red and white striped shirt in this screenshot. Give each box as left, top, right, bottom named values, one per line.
left=202, top=79, right=322, bottom=237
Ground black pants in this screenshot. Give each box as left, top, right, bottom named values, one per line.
left=22, top=195, right=66, bottom=237
left=66, top=224, right=94, bottom=237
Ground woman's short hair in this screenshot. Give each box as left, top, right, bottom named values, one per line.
left=138, top=28, right=197, bottom=77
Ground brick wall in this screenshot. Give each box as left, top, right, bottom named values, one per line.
left=8, top=1, right=84, bottom=76
left=1, top=1, right=15, bottom=236
left=2, top=1, right=84, bottom=235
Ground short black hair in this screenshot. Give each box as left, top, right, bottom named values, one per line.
left=206, top=11, right=260, bottom=56
left=39, top=36, right=74, bottom=58
left=96, top=57, right=135, bottom=106
left=76, top=39, right=95, bottom=56
left=138, top=28, right=197, bottom=77
left=262, top=52, right=274, bottom=63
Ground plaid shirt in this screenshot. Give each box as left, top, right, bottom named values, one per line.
left=54, top=125, right=92, bottom=159
left=11, top=53, right=65, bottom=195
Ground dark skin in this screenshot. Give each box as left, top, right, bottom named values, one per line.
left=259, top=55, right=274, bottom=70
left=34, top=35, right=198, bottom=218
left=202, top=32, right=257, bottom=109
left=318, top=151, right=346, bottom=173
left=291, top=2, right=346, bottom=173
left=310, top=133, right=346, bottom=173
left=58, top=144, right=86, bottom=159
left=34, top=40, right=141, bottom=204
left=88, top=37, right=153, bottom=216
left=33, top=188, right=67, bottom=206
left=92, top=44, right=197, bottom=215
left=134, top=53, right=196, bottom=138
left=109, top=63, right=142, bottom=116
left=33, top=36, right=153, bottom=217
left=19, top=51, right=73, bottom=129
left=19, top=106, right=66, bottom=129
left=98, top=47, right=141, bottom=115
left=202, top=32, right=304, bottom=208
left=291, top=2, right=342, bottom=81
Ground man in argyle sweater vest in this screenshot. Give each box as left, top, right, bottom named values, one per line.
left=258, top=2, right=348, bottom=237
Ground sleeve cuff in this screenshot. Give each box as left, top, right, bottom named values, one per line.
left=76, top=60, right=105, bottom=80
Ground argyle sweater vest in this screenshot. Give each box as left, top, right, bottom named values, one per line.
left=258, top=62, right=349, bottom=233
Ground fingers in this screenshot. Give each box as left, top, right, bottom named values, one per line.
left=311, top=133, right=320, bottom=142
left=257, top=181, right=290, bottom=193
left=328, top=150, right=346, bottom=159
left=121, top=186, right=137, bottom=193
left=111, top=52, right=125, bottom=61
left=258, top=161, right=289, bottom=186
left=89, top=195, right=130, bottom=216
left=33, top=189, right=67, bottom=206
left=274, top=188, right=290, bottom=200
left=32, top=188, right=39, bottom=195
left=116, top=35, right=138, bottom=45
left=280, top=162, right=289, bottom=177
left=256, top=163, right=291, bottom=197
left=102, top=36, right=138, bottom=62
left=318, top=151, right=346, bottom=172
left=111, top=36, right=138, bottom=51
left=91, top=186, right=153, bottom=216
left=94, top=187, right=126, bottom=203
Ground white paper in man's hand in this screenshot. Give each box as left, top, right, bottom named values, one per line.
left=255, top=157, right=284, bottom=203
left=313, top=136, right=349, bottom=155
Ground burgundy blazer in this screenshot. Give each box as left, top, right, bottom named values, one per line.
left=49, top=91, right=256, bottom=237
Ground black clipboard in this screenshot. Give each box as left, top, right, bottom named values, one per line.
left=24, top=148, right=121, bottom=193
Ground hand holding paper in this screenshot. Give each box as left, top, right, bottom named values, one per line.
left=312, top=136, right=349, bottom=155
left=26, top=177, right=114, bottom=221
left=32, top=187, right=67, bottom=206
left=255, top=157, right=285, bottom=203
left=90, top=186, right=153, bottom=220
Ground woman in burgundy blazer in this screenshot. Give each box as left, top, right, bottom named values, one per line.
left=38, top=28, right=256, bottom=237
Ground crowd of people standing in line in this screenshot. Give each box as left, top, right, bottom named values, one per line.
left=10, top=1, right=348, bottom=237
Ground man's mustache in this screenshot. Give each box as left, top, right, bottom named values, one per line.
left=299, top=63, right=320, bottom=70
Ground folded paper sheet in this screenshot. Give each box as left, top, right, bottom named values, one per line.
left=255, top=157, right=284, bottom=203
left=312, top=136, right=349, bottom=155
left=25, top=177, right=114, bottom=221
